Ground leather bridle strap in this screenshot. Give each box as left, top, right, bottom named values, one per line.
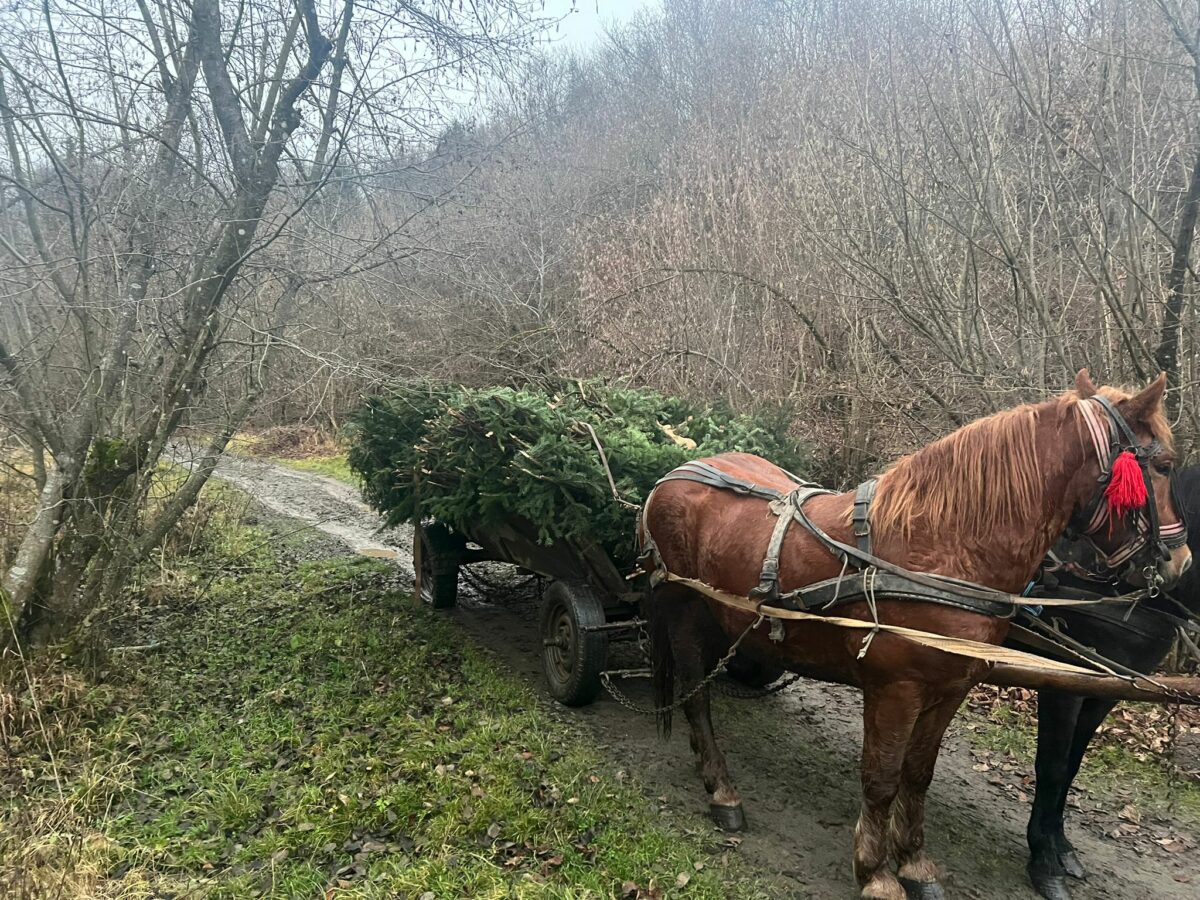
left=1072, top=396, right=1184, bottom=568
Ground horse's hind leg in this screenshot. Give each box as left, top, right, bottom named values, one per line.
left=683, top=677, right=746, bottom=830
left=889, top=693, right=963, bottom=900
left=856, top=681, right=922, bottom=900
left=666, top=591, right=746, bottom=831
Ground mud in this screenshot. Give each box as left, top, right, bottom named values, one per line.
left=203, top=452, right=1199, bottom=899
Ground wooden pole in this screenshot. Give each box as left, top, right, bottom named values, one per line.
left=985, top=663, right=1200, bottom=705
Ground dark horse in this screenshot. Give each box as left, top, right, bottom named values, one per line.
left=640, top=372, right=1190, bottom=900
left=1021, top=464, right=1200, bottom=900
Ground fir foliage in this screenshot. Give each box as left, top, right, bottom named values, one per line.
left=347, top=382, right=809, bottom=569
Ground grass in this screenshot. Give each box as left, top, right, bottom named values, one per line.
left=1, top=491, right=765, bottom=899
left=228, top=428, right=357, bottom=486
left=960, top=689, right=1200, bottom=828
left=272, top=453, right=356, bottom=486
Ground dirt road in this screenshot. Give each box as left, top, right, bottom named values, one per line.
left=204, top=452, right=1199, bottom=899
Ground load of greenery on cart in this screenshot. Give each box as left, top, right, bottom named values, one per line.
left=346, top=381, right=808, bottom=569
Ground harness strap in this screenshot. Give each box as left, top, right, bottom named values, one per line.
left=751, top=487, right=835, bottom=601
left=1071, top=396, right=1182, bottom=567
left=1012, top=611, right=1158, bottom=680
left=655, top=458, right=818, bottom=503
left=853, top=479, right=877, bottom=556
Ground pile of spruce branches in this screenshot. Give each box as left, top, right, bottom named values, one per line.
left=347, top=381, right=808, bottom=569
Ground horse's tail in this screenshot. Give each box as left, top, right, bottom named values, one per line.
left=644, top=586, right=675, bottom=738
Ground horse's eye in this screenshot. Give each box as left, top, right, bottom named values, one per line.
left=1155, top=463, right=1173, bottom=476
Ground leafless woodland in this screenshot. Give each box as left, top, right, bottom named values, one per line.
left=4, top=0, right=1200, bottom=649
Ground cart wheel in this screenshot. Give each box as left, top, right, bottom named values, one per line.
left=416, top=522, right=461, bottom=609
left=725, top=653, right=786, bottom=689
left=540, top=581, right=609, bottom=707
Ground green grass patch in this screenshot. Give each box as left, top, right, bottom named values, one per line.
left=2, top=502, right=763, bottom=899
left=960, top=692, right=1200, bottom=828
left=271, top=453, right=356, bottom=486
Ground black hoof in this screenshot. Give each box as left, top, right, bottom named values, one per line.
left=709, top=802, right=746, bottom=832
left=1028, top=864, right=1073, bottom=900
left=1059, top=849, right=1085, bottom=880
left=899, top=877, right=945, bottom=900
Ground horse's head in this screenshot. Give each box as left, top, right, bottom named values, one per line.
left=1068, top=369, right=1191, bottom=590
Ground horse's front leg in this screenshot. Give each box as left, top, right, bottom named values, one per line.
left=889, top=693, right=964, bottom=900
left=856, top=680, right=922, bottom=900
left=1053, top=697, right=1120, bottom=876
left=1027, top=690, right=1086, bottom=900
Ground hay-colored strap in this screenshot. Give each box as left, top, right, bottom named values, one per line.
left=661, top=572, right=1103, bottom=677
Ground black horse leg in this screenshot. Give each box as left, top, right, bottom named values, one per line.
left=1050, top=696, right=1119, bottom=879
left=1028, top=689, right=1084, bottom=900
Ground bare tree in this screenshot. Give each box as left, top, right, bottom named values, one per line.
left=0, top=0, right=546, bottom=650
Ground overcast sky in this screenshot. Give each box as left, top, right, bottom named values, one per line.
left=541, top=0, right=658, bottom=48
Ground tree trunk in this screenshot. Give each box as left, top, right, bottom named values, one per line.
left=1155, top=146, right=1200, bottom=410
left=1, top=466, right=65, bottom=645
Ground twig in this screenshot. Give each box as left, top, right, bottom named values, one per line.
left=578, top=422, right=641, bottom=511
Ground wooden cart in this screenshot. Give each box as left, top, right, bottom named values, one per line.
left=415, top=517, right=784, bottom=706
left=414, top=517, right=645, bottom=706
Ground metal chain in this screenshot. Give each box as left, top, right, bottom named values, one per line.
left=601, top=612, right=768, bottom=716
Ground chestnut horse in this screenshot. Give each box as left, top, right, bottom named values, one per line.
left=640, top=371, right=1190, bottom=900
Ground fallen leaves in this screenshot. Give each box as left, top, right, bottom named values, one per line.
left=621, top=881, right=664, bottom=899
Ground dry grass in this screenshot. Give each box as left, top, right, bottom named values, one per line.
left=233, top=425, right=343, bottom=460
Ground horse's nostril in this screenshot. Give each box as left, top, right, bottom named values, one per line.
left=1182, top=554, right=1194, bottom=576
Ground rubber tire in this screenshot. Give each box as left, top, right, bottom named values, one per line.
left=540, top=581, right=609, bottom=707
left=725, top=653, right=786, bottom=689
left=416, top=523, right=461, bottom=609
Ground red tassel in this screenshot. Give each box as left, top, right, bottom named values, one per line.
left=1105, top=451, right=1148, bottom=518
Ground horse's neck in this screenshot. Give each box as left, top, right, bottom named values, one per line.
left=968, top=470, right=1075, bottom=587
left=879, top=403, right=1090, bottom=590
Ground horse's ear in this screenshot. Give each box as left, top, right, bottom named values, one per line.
left=1075, top=368, right=1098, bottom=398
left=1121, top=373, right=1167, bottom=422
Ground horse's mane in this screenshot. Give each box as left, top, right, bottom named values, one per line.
left=869, top=386, right=1171, bottom=541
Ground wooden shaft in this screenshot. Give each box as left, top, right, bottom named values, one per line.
left=985, top=663, right=1200, bottom=705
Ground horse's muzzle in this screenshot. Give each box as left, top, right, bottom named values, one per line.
left=1159, top=545, right=1192, bottom=589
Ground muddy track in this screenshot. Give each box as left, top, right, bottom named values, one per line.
left=203, top=452, right=1199, bottom=899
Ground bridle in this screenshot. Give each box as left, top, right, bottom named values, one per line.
left=1066, top=395, right=1187, bottom=583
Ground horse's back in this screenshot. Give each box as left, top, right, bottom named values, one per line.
left=643, top=452, right=844, bottom=594
left=699, top=452, right=810, bottom=493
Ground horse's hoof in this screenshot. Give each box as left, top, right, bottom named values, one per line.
left=899, top=877, right=945, bottom=900
left=1028, top=864, right=1073, bottom=900
left=709, top=802, right=746, bottom=832
left=1059, top=849, right=1086, bottom=880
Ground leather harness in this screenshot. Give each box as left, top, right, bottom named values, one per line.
left=648, top=460, right=1017, bottom=619
left=642, top=396, right=1186, bottom=625
left=1069, top=395, right=1187, bottom=568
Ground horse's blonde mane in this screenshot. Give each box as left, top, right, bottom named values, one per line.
left=869, top=385, right=1171, bottom=540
